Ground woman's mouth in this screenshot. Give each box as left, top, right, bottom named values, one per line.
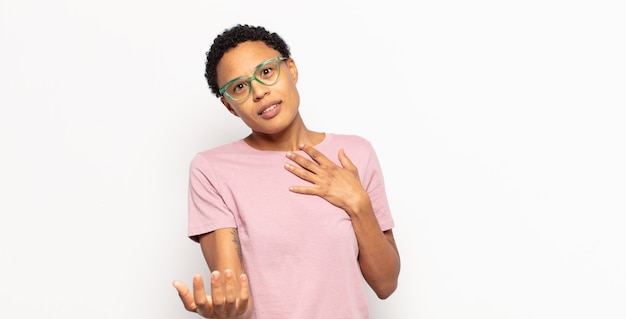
left=260, top=104, right=278, bottom=115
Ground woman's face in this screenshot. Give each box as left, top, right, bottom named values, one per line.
left=217, top=41, right=300, bottom=136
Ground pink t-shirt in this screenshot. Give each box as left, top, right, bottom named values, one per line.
left=187, top=133, right=394, bottom=319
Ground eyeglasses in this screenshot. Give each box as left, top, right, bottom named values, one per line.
left=219, top=56, right=288, bottom=101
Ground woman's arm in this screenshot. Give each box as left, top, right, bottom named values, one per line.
left=345, top=197, right=401, bottom=299
left=285, top=145, right=401, bottom=298
left=173, top=228, right=253, bottom=318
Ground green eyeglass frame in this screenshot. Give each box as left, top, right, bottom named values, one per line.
left=218, top=56, right=288, bottom=101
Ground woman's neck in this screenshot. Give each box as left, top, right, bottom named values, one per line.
left=244, top=119, right=324, bottom=152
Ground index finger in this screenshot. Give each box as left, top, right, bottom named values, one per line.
left=192, top=274, right=213, bottom=316
left=299, top=144, right=333, bottom=165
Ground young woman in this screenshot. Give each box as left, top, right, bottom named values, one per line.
left=173, top=24, right=400, bottom=319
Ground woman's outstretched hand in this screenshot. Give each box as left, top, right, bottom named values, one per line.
left=173, top=270, right=249, bottom=318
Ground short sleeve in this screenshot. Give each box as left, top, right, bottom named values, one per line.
left=187, top=154, right=237, bottom=242
left=360, top=140, right=395, bottom=231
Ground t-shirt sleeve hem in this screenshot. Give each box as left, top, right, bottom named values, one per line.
left=188, top=221, right=238, bottom=242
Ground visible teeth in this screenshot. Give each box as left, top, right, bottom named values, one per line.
left=261, top=104, right=277, bottom=114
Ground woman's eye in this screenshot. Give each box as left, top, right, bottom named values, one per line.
left=233, top=82, right=246, bottom=92
left=261, top=67, right=273, bottom=77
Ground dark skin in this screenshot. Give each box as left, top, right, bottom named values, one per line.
left=173, top=40, right=400, bottom=318
left=286, top=144, right=400, bottom=298
left=173, top=229, right=250, bottom=318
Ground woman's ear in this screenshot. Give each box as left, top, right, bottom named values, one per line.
left=287, top=58, right=298, bottom=84
left=221, top=97, right=240, bottom=117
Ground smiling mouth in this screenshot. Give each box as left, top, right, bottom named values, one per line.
left=260, top=104, right=278, bottom=115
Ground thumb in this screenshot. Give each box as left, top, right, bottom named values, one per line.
left=338, top=148, right=355, bottom=169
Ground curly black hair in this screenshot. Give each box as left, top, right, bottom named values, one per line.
left=205, top=24, right=291, bottom=98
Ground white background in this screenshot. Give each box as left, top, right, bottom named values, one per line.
left=1, top=1, right=625, bottom=318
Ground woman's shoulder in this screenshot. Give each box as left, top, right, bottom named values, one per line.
left=191, top=139, right=248, bottom=165
left=325, top=133, right=373, bottom=148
